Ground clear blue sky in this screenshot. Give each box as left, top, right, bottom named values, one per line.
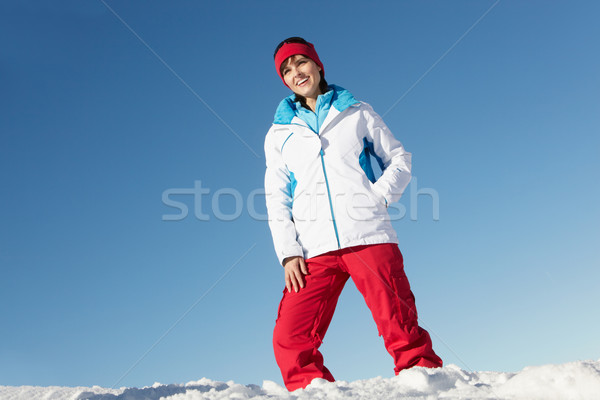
left=1, top=0, right=598, bottom=389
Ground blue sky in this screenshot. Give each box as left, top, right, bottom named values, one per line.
left=1, top=0, right=599, bottom=389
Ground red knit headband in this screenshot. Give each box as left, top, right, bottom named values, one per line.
left=274, top=42, right=325, bottom=86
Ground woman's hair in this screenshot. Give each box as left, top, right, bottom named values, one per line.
left=274, top=37, right=329, bottom=105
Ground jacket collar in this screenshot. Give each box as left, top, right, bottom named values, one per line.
left=273, top=84, right=359, bottom=125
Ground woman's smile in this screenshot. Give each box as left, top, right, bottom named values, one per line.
left=296, top=77, right=309, bottom=87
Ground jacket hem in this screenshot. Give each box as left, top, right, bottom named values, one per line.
left=304, top=233, right=399, bottom=260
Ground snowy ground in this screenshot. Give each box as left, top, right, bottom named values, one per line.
left=1, top=360, right=599, bottom=400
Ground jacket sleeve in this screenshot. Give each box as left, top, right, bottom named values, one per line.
left=264, top=128, right=304, bottom=265
left=362, top=103, right=412, bottom=205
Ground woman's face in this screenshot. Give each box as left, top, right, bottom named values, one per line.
left=281, top=55, right=322, bottom=100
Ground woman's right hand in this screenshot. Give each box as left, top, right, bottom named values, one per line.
left=283, top=256, right=308, bottom=293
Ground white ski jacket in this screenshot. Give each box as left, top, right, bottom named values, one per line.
left=264, top=85, right=412, bottom=265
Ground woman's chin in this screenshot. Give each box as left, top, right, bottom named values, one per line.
left=294, top=88, right=319, bottom=99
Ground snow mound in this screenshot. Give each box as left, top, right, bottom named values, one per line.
left=1, top=360, right=598, bottom=400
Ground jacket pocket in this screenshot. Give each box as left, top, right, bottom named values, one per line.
left=368, top=181, right=387, bottom=207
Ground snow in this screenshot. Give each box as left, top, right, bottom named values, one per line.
left=1, top=360, right=599, bottom=400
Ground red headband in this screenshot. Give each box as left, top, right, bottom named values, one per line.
left=274, top=42, right=325, bottom=86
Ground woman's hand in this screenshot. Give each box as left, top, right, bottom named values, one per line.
left=283, top=256, right=308, bottom=293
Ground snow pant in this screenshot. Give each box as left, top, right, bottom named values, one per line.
left=272, top=243, right=442, bottom=391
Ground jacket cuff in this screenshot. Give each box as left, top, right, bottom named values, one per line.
left=278, top=247, right=304, bottom=266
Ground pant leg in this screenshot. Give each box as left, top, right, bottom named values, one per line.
left=341, top=243, right=443, bottom=373
left=273, top=252, right=349, bottom=391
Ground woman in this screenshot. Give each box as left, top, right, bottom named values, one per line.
left=264, top=37, right=442, bottom=391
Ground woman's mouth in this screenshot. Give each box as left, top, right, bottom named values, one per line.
left=296, top=77, right=309, bottom=87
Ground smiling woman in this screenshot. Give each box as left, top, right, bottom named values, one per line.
left=264, top=37, right=443, bottom=391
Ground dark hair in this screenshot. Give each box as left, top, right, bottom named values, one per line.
left=274, top=36, right=329, bottom=106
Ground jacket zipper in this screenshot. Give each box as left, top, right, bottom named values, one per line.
left=315, top=114, right=341, bottom=250
left=286, top=119, right=342, bottom=249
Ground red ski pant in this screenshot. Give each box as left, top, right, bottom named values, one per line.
left=272, top=243, right=442, bottom=391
